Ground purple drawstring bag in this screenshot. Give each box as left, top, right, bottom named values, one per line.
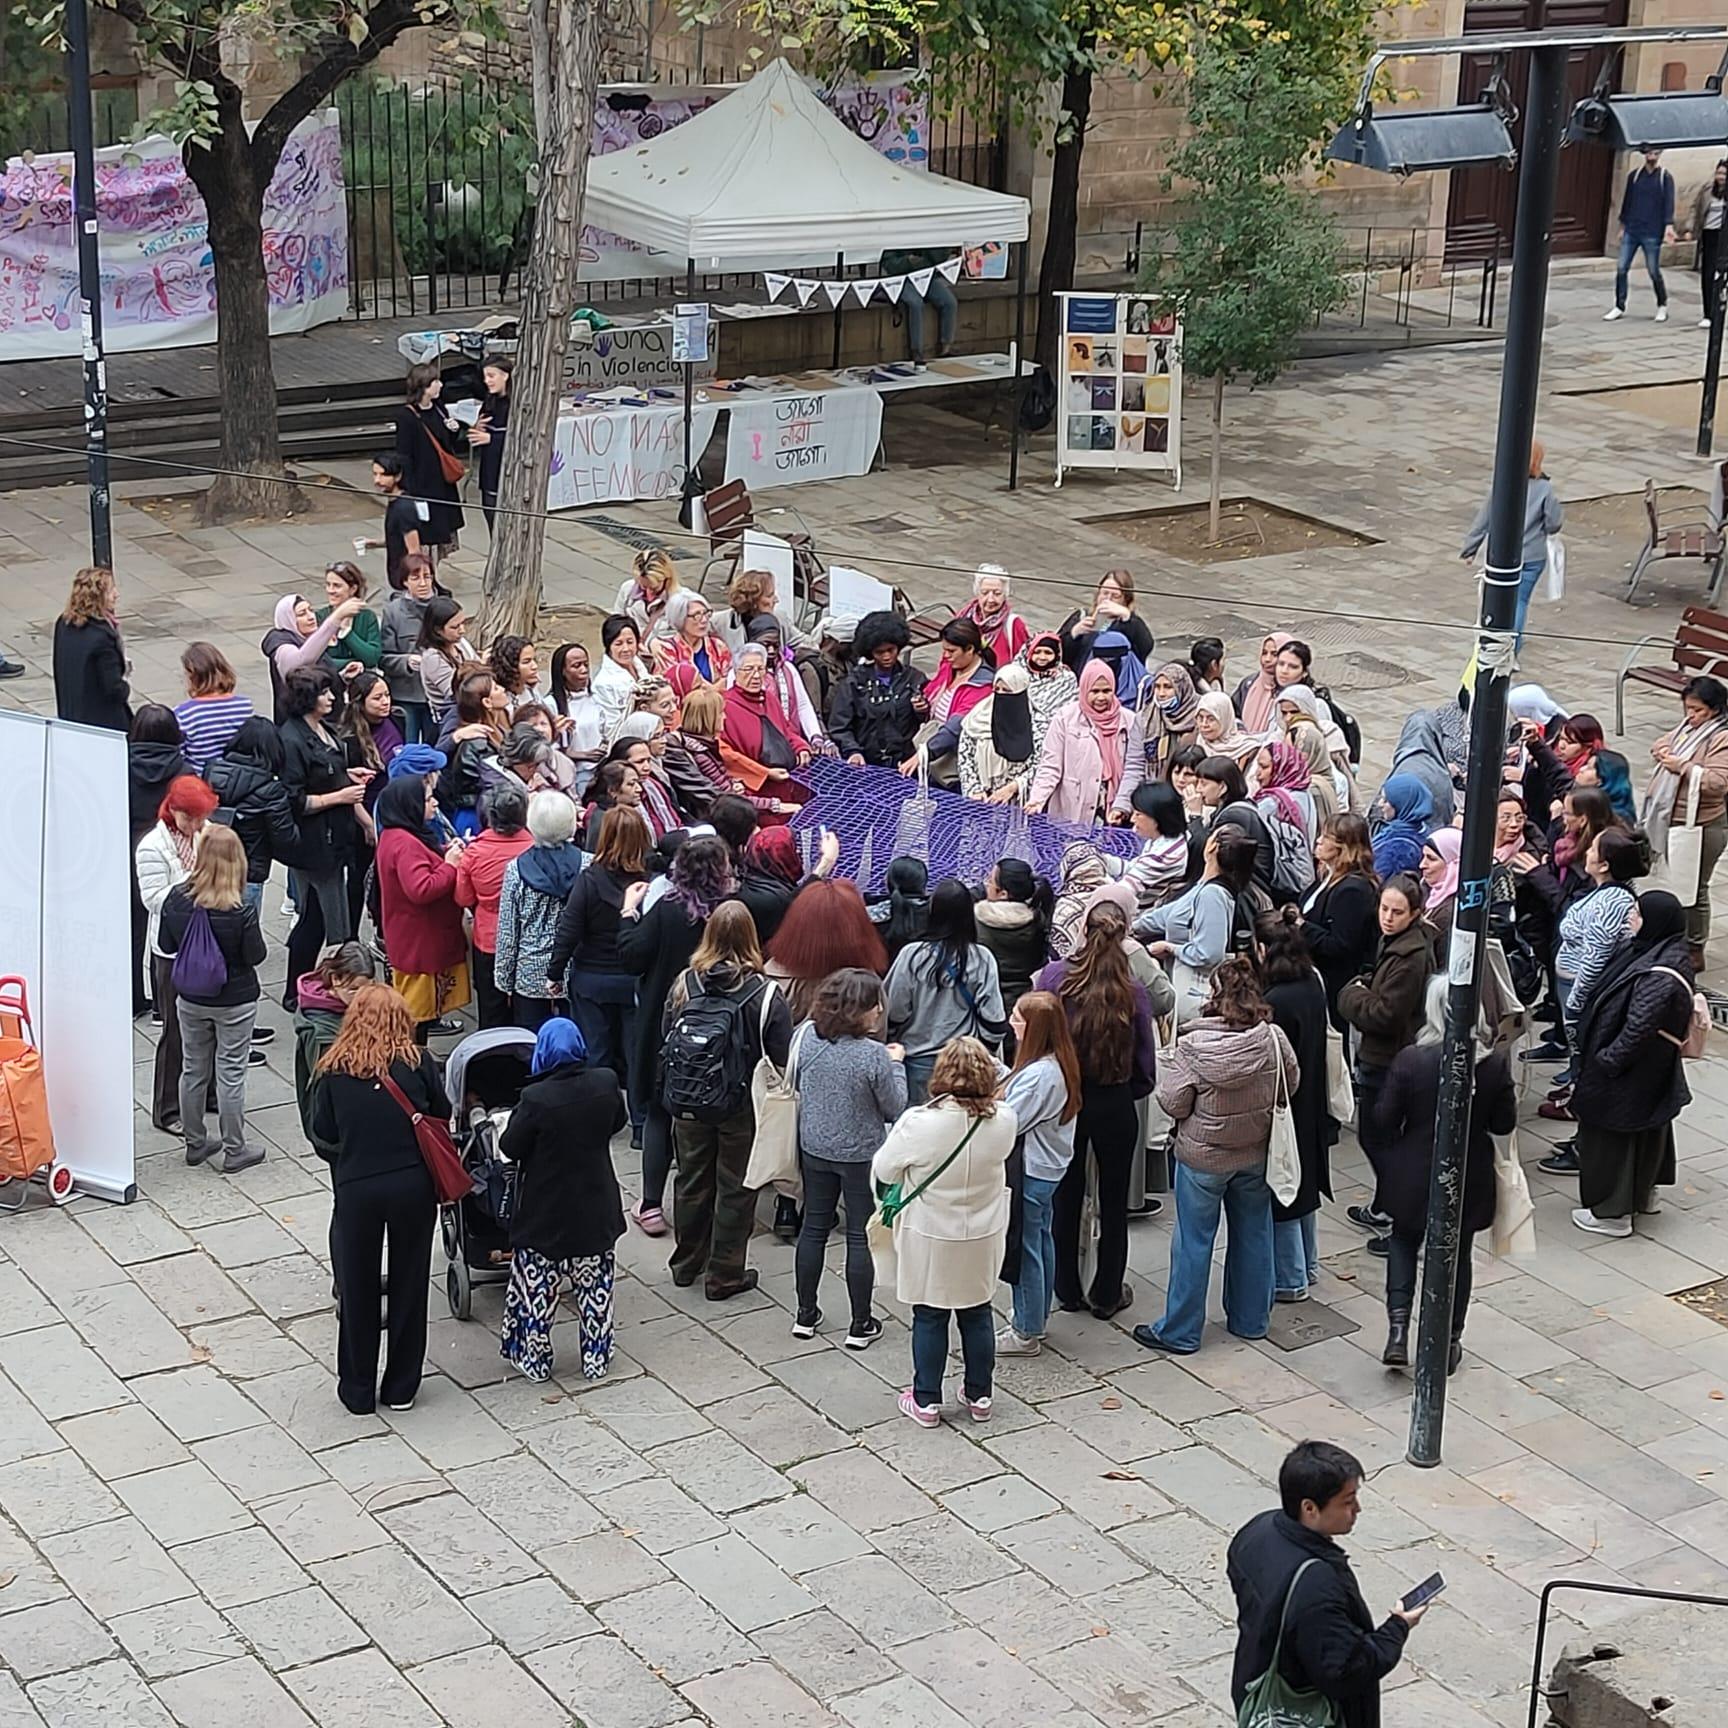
left=171, top=907, right=229, bottom=997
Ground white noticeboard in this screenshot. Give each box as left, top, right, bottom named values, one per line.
left=0, top=712, right=136, bottom=1203
left=724, top=389, right=884, bottom=489
left=1052, top=293, right=1182, bottom=490
left=547, top=403, right=720, bottom=509
left=740, top=528, right=796, bottom=595
left=827, top=565, right=895, bottom=618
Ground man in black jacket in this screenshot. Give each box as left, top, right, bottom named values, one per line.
left=1228, top=1441, right=1423, bottom=1728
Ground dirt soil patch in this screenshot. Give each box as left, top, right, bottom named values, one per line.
left=133, top=472, right=372, bottom=531
left=1083, top=497, right=1377, bottom=566
left=1558, top=485, right=1704, bottom=541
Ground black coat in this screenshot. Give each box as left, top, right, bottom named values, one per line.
left=207, top=751, right=302, bottom=882
left=310, top=1054, right=447, bottom=1189
left=1572, top=938, right=1695, bottom=1134
left=1370, top=1045, right=1515, bottom=1237
left=279, top=716, right=357, bottom=874
left=1265, top=973, right=1332, bottom=1219
left=617, top=895, right=708, bottom=1107
left=828, top=661, right=925, bottom=767
left=1227, top=1509, right=1408, bottom=1728
left=1058, top=607, right=1154, bottom=672
left=157, top=890, right=269, bottom=1007
left=1301, top=873, right=1379, bottom=1027
left=392, top=404, right=465, bottom=545
left=501, top=1060, right=627, bottom=1260
left=477, top=389, right=508, bottom=500
left=128, top=741, right=189, bottom=845
left=731, top=869, right=798, bottom=946
left=548, top=863, right=644, bottom=982
left=53, top=616, right=131, bottom=733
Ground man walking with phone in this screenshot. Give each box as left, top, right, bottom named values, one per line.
left=1607, top=147, right=1677, bottom=323
left=1228, top=1441, right=1427, bottom=1727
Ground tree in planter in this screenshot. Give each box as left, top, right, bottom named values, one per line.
left=477, top=0, right=602, bottom=640
left=1138, top=34, right=1350, bottom=542
left=70, top=0, right=498, bottom=520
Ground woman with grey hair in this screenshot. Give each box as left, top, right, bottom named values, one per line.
left=653, top=590, right=733, bottom=685
left=494, top=791, right=586, bottom=1031
left=957, top=562, right=1030, bottom=665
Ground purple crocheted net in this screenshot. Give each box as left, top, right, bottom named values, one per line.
left=788, top=756, right=1142, bottom=895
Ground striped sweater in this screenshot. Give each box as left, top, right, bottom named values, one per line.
left=173, top=693, right=254, bottom=772
left=1557, top=883, right=1636, bottom=1021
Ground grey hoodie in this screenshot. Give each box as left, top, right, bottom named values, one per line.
left=1003, top=1054, right=1076, bottom=1182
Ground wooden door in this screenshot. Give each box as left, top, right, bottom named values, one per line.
left=1444, top=0, right=1627, bottom=264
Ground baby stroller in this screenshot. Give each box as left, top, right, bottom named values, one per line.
left=440, top=1026, right=536, bottom=1320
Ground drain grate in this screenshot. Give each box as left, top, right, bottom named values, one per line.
left=578, top=517, right=694, bottom=559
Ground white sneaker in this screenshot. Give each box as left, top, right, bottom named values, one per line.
left=995, top=1326, right=1042, bottom=1357
left=1655, top=306, right=1669, bottom=322
left=1604, top=307, right=1625, bottom=321
left=1571, top=1206, right=1632, bottom=1239
left=1702, top=318, right=1715, bottom=329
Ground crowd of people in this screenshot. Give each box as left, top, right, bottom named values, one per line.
left=46, top=520, right=1715, bottom=1430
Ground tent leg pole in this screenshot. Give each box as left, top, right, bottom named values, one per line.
left=1009, top=240, right=1027, bottom=491
left=679, top=258, right=699, bottom=527
left=832, top=251, right=844, bottom=368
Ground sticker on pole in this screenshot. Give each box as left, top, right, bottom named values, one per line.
left=1448, top=925, right=1475, bottom=986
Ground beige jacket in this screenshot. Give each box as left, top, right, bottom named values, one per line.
left=1649, top=720, right=1728, bottom=829
left=871, top=1097, right=1016, bottom=1311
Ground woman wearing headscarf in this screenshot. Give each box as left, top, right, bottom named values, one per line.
left=1050, top=844, right=1112, bottom=960
left=958, top=563, right=1031, bottom=666
left=958, top=662, right=1038, bottom=803
left=1385, top=702, right=1469, bottom=828
left=1251, top=740, right=1317, bottom=850
left=721, top=642, right=812, bottom=814
left=1024, top=631, right=1079, bottom=750
left=1642, top=674, right=1728, bottom=969
left=1112, top=662, right=1200, bottom=816
left=1418, top=827, right=1464, bottom=946
left=1371, top=776, right=1435, bottom=880
left=1231, top=631, right=1294, bottom=734
left=261, top=593, right=362, bottom=722
left=1571, top=891, right=1695, bottom=1238
left=1193, top=691, right=1259, bottom=772
left=499, top=1017, right=628, bottom=1382
left=1085, top=629, right=1151, bottom=707
left=1027, top=661, right=1128, bottom=827
left=373, top=774, right=472, bottom=1033
left=1276, top=685, right=1355, bottom=814
left=653, top=591, right=734, bottom=685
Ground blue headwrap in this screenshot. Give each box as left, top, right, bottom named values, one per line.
left=1372, top=773, right=1436, bottom=881
left=531, top=1016, right=587, bottom=1074
left=1088, top=629, right=1150, bottom=706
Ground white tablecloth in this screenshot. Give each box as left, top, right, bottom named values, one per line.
left=547, top=403, right=719, bottom=509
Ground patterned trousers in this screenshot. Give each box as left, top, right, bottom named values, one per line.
left=499, top=1248, right=615, bottom=1382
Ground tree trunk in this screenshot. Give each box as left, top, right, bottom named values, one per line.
left=183, top=100, right=300, bottom=522
left=480, top=0, right=602, bottom=642
left=1208, top=374, right=1225, bottom=544
left=1033, top=58, right=1093, bottom=380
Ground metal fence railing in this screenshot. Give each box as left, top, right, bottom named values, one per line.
left=0, top=78, right=137, bottom=163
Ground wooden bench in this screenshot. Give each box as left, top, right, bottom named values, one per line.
left=1617, top=604, right=1728, bottom=734
left=695, top=480, right=821, bottom=602
left=1624, top=472, right=1726, bottom=606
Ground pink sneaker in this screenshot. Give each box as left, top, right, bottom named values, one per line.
left=898, top=1389, right=940, bottom=1428
left=632, top=1205, right=668, bottom=1237
left=963, top=1393, right=993, bottom=1423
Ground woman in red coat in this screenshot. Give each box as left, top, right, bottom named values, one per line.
left=374, top=774, right=472, bottom=1032
left=720, top=642, right=811, bottom=820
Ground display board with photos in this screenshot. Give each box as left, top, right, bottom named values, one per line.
left=1053, top=293, right=1182, bottom=488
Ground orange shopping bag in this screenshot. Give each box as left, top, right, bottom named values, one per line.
left=0, top=977, right=56, bottom=1183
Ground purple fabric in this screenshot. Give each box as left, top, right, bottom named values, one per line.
left=789, top=755, right=1140, bottom=895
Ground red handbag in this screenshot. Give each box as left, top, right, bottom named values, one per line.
left=378, top=1071, right=473, bottom=1205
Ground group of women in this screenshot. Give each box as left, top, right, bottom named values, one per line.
left=49, top=532, right=1718, bottom=1419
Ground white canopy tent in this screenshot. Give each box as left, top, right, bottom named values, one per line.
left=582, top=58, right=1037, bottom=493
left=581, top=58, right=1030, bottom=272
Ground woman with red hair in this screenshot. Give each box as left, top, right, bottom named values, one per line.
left=732, top=826, right=805, bottom=947
left=136, top=774, right=220, bottom=1131
left=767, top=879, right=889, bottom=1021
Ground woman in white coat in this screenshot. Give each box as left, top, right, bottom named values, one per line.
left=593, top=614, right=655, bottom=744
left=1026, top=660, right=1129, bottom=827
left=873, top=1037, right=1017, bottom=1427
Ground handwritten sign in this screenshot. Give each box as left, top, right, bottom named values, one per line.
left=547, top=403, right=720, bottom=509
left=724, top=389, right=883, bottom=490
left=564, top=323, right=716, bottom=393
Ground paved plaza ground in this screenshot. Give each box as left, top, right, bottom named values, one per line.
left=2, top=263, right=1728, bottom=1728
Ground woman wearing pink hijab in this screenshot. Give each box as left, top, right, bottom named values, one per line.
left=1027, top=661, right=1128, bottom=826
left=1232, top=631, right=1294, bottom=734
left=1419, top=826, right=1464, bottom=943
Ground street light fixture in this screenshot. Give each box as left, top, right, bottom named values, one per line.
left=1324, top=22, right=1728, bottom=1471
left=1324, top=65, right=1517, bottom=177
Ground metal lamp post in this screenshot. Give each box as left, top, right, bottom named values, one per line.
left=1324, top=22, right=1728, bottom=1468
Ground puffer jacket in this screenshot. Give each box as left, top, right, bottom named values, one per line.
left=206, top=752, right=302, bottom=883
left=1156, top=1016, right=1299, bottom=1177
left=974, top=899, right=1049, bottom=1013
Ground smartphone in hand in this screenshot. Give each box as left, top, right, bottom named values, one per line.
left=1400, top=1573, right=1445, bottom=1614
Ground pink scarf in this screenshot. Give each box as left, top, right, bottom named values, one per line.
left=1252, top=739, right=1311, bottom=830
left=1076, top=661, right=1127, bottom=789
left=1239, top=631, right=1294, bottom=734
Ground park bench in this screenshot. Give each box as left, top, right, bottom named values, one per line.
left=1623, top=470, right=1726, bottom=606
left=1616, top=604, right=1728, bottom=734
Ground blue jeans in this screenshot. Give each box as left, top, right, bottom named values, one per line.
left=1012, top=1175, right=1060, bottom=1338
left=242, top=882, right=263, bottom=914
left=1615, top=231, right=1667, bottom=311
left=1273, top=1211, right=1320, bottom=1299
left=903, top=1053, right=936, bottom=1106
left=911, top=1301, right=994, bottom=1407
left=1154, top=1162, right=1275, bottom=1353
left=395, top=700, right=431, bottom=746
left=1514, top=557, right=1544, bottom=653
left=904, top=277, right=958, bottom=360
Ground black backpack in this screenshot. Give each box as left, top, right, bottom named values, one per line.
left=661, top=970, right=767, bottom=1124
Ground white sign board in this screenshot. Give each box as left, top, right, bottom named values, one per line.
left=1053, top=293, right=1182, bottom=489
left=740, top=528, right=796, bottom=595
left=725, top=389, right=884, bottom=490
left=827, top=565, right=895, bottom=618
left=0, top=712, right=135, bottom=1203
left=547, top=403, right=720, bottom=509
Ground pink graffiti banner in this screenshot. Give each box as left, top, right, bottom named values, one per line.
left=0, top=110, right=348, bottom=361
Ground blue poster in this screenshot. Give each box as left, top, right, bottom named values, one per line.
left=1064, top=296, right=1120, bottom=334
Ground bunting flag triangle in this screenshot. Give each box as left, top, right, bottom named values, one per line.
left=937, top=256, right=962, bottom=283
left=850, top=279, right=875, bottom=307
left=794, top=278, right=820, bottom=307
left=880, top=274, right=906, bottom=304
left=763, top=273, right=791, bottom=301
left=822, top=279, right=849, bottom=308
left=908, top=267, right=934, bottom=296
